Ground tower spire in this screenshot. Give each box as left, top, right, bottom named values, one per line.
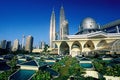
left=60, top=5, right=65, bottom=40
left=50, top=8, right=56, bottom=48
left=59, top=5, right=69, bottom=40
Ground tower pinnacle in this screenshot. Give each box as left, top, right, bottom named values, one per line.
left=60, top=6, right=69, bottom=40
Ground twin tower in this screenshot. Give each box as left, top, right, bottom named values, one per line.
left=50, top=6, right=69, bottom=48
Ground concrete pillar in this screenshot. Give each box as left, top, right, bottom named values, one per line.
left=58, top=46, right=60, bottom=55
left=69, top=46, right=72, bottom=55
left=54, top=42, right=61, bottom=55
left=92, top=40, right=100, bottom=50
left=79, top=41, right=86, bottom=52
left=67, top=41, right=73, bottom=55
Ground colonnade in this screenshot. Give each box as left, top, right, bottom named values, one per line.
left=53, top=38, right=116, bottom=56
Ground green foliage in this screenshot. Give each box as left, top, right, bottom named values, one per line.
left=7, top=56, right=17, bottom=68
left=52, top=62, right=61, bottom=72
left=12, top=50, right=29, bottom=54
left=68, top=59, right=85, bottom=78
left=0, top=55, right=19, bottom=80
left=52, top=56, right=85, bottom=80
left=105, top=64, right=120, bottom=76
left=0, top=70, right=12, bottom=80
left=43, top=44, right=49, bottom=53
left=93, top=61, right=105, bottom=74
left=93, top=59, right=120, bottom=76
left=32, top=70, right=51, bottom=80
left=0, top=68, right=17, bottom=80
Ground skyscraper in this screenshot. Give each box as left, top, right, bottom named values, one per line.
left=60, top=6, right=69, bottom=40
left=50, top=9, right=56, bottom=48
left=40, top=41, right=45, bottom=49
left=22, top=35, right=25, bottom=49
left=25, top=35, right=33, bottom=52
left=12, top=39, right=19, bottom=51
left=62, top=20, right=69, bottom=39
left=6, top=41, right=11, bottom=51
left=0, top=40, right=7, bottom=49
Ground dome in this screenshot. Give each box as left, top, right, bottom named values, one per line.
left=81, top=17, right=98, bottom=30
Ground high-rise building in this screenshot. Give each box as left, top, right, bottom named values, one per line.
left=0, top=40, right=7, bottom=49
left=6, top=41, right=11, bottom=51
left=60, top=6, right=69, bottom=40
left=22, top=35, right=25, bottom=49
left=50, top=9, right=56, bottom=48
left=12, top=39, right=19, bottom=51
left=40, top=41, right=45, bottom=49
left=25, top=35, right=33, bottom=52
left=62, top=20, right=69, bottom=39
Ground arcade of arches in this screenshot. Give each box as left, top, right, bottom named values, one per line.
left=54, top=39, right=120, bottom=57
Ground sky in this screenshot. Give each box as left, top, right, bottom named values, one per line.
left=0, top=0, right=120, bottom=47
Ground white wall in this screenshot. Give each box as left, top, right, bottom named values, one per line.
left=84, top=71, right=99, bottom=79
left=104, top=76, right=120, bottom=80
left=20, top=66, right=38, bottom=71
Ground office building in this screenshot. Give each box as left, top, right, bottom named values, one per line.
left=12, top=39, right=19, bottom=51
left=22, top=35, right=25, bottom=49
left=25, top=35, right=33, bottom=52
left=0, top=40, right=6, bottom=49
left=6, top=41, right=11, bottom=51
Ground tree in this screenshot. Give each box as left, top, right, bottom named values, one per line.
left=52, top=56, right=86, bottom=80
left=93, top=59, right=120, bottom=77
left=69, top=62, right=85, bottom=79
left=105, top=64, right=120, bottom=76
left=42, top=44, right=50, bottom=54
left=0, top=55, right=19, bottom=80
left=32, top=70, right=51, bottom=80
left=8, top=56, right=17, bottom=68
left=93, top=61, right=105, bottom=74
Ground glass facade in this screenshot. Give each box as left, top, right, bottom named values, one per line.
left=104, top=26, right=117, bottom=33
left=102, top=20, right=120, bottom=33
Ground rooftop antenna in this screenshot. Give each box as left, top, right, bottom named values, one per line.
left=52, top=7, right=54, bottom=12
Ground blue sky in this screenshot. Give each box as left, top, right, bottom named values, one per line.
left=0, top=0, right=120, bottom=47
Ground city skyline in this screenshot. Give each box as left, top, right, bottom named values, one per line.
left=0, top=0, right=120, bottom=46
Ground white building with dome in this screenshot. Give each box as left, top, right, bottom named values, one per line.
left=80, top=17, right=99, bottom=33
left=53, top=17, right=120, bottom=57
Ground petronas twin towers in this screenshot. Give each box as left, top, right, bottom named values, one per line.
left=50, top=9, right=56, bottom=48
left=60, top=6, right=69, bottom=40
left=50, top=6, right=69, bottom=48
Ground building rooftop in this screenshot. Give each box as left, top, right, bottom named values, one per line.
left=20, top=60, right=38, bottom=67
left=67, top=31, right=120, bottom=39
left=101, top=19, right=120, bottom=29
left=81, top=17, right=98, bottom=30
